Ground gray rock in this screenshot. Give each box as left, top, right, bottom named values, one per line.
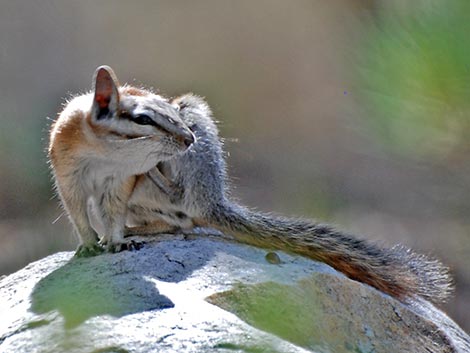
left=0, top=235, right=469, bottom=353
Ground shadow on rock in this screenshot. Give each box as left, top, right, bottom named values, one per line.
left=30, top=239, right=216, bottom=328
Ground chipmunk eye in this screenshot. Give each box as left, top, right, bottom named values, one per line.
left=132, top=114, right=154, bottom=126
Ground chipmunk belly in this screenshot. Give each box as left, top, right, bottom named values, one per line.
left=126, top=174, right=193, bottom=229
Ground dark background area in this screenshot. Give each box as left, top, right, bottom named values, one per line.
left=0, top=1, right=468, bottom=331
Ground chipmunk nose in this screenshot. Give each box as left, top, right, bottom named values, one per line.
left=176, top=130, right=195, bottom=148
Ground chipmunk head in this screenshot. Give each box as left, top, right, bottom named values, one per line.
left=90, top=65, right=195, bottom=154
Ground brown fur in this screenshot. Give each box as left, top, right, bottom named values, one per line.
left=120, top=85, right=151, bottom=97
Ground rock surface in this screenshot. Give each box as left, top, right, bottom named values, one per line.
left=0, top=234, right=469, bottom=353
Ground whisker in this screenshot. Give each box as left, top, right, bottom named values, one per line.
left=52, top=211, right=66, bottom=224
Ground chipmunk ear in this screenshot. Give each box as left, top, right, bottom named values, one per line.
left=91, top=65, right=120, bottom=120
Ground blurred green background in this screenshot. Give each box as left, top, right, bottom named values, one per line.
left=0, top=0, right=468, bottom=331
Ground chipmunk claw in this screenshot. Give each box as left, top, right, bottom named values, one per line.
left=103, top=240, right=145, bottom=253
left=121, top=240, right=145, bottom=251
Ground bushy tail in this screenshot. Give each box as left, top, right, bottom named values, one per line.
left=207, top=202, right=453, bottom=304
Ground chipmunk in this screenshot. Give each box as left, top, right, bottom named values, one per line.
left=49, top=66, right=452, bottom=304
left=49, top=66, right=195, bottom=255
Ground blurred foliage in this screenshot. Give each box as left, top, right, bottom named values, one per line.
left=357, top=0, right=470, bottom=159
left=207, top=281, right=323, bottom=350
left=31, top=257, right=173, bottom=329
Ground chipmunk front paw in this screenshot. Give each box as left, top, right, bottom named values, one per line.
left=74, top=243, right=105, bottom=257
